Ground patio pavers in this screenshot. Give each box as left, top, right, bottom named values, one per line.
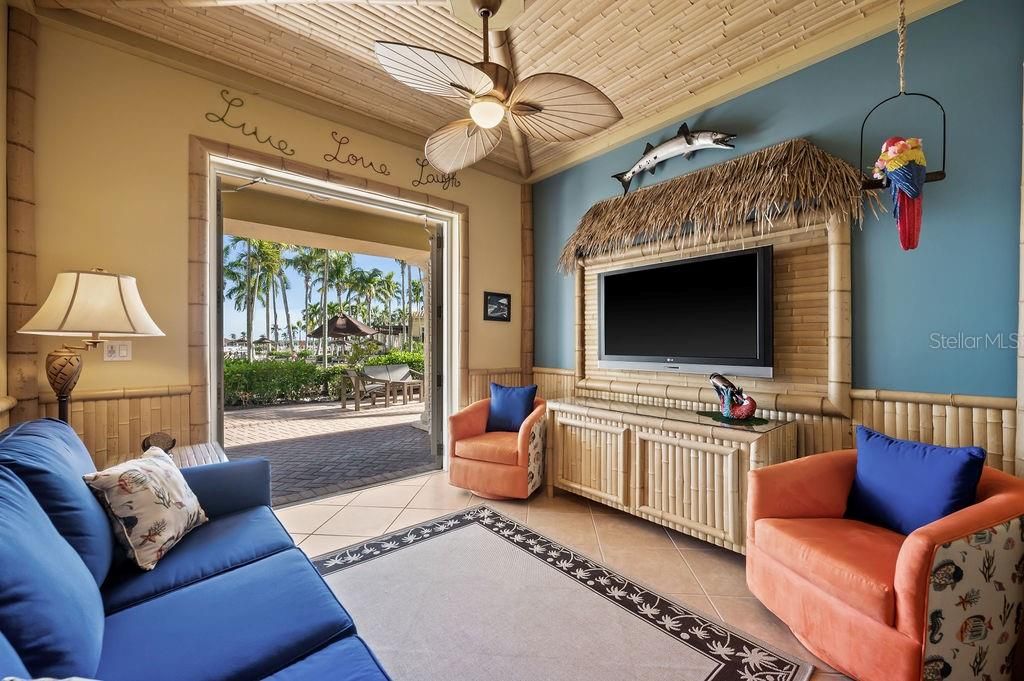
left=225, top=401, right=437, bottom=507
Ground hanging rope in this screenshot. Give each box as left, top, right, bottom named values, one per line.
left=897, top=0, right=907, bottom=93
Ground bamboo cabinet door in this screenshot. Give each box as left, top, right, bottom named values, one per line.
left=631, top=430, right=742, bottom=548
left=552, top=413, right=629, bottom=507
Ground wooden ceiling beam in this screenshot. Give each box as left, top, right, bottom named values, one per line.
left=34, top=0, right=446, bottom=9
left=488, top=28, right=532, bottom=178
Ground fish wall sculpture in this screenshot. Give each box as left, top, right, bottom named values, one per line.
left=612, top=123, right=736, bottom=195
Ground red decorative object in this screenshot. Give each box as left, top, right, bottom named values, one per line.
left=873, top=136, right=927, bottom=250
left=709, top=373, right=758, bottom=421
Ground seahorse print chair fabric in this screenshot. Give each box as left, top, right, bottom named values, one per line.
left=746, top=448, right=1024, bottom=681
left=84, top=447, right=208, bottom=570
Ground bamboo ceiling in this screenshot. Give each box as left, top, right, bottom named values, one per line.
left=51, top=0, right=911, bottom=175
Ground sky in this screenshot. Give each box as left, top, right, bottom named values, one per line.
left=221, top=237, right=422, bottom=339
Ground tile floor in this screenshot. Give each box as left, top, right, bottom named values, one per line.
left=276, top=472, right=851, bottom=680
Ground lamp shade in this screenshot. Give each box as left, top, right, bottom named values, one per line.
left=19, top=270, right=164, bottom=338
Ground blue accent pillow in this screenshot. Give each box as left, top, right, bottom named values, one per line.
left=0, top=466, right=104, bottom=678
left=486, top=383, right=538, bottom=432
left=0, top=418, right=115, bottom=585
left=846, top=426, right=986, bottom=535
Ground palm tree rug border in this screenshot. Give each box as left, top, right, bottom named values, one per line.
left=312, top=505, right=813, bottom=681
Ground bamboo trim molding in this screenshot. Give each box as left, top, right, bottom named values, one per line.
left=521, top=184, right=534, bottom=386
left=188, top=136, right=472, bottom=439
left=37, top=384, right=191, bottom=404
left=6, top=7, right=38, bottom=426
left=573, top=212, right=852, bottom=419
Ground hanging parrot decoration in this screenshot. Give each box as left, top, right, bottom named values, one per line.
left=873, top=136, right=927, bottom=250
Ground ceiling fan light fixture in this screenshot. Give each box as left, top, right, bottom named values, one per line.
left=469, top=96, right=505, bottom=129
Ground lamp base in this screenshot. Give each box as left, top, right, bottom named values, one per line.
left=45, top=346, right=83, bottom=423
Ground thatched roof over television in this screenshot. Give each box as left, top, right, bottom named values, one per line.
left=558, top=138, right=868, bottom=272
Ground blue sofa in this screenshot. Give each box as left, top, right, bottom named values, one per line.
left=0, top=418, right=391, bottom=681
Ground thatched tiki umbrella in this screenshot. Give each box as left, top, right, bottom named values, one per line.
left=307, top=312, right=379, bottom=339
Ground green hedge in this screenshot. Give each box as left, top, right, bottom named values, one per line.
left=224, top=349, right=424, bottom=407
left=224, top=360, right=347, bottom=407
left=364, top=350, right=424, bottom=373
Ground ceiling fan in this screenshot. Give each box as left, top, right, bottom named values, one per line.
left=373, top=0, right=622, bottom=175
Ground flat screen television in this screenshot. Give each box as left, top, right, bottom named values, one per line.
left=598, top=246, right=773, bottom=377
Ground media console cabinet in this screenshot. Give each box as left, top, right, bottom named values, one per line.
left=544, top=398, right=799, bottom=554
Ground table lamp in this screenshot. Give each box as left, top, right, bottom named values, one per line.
left=18, top=269, right=164, bottom=422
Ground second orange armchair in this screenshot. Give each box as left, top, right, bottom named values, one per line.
left=448, top=397, right=546, bottom=500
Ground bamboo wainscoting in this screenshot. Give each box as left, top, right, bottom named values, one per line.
left=37, top=386, right=192, bottom=470
left=467, top=367, right=524, bottom=403
left=852, top=389, right=1018, bottom=475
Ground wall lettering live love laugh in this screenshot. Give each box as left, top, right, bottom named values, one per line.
left=205, top=89, right=296, bottom=156
left=323, top=131, right=390, bottom=177
left=203, top=88, right=460, bottom=191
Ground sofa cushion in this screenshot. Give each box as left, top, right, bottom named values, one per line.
left=85, top=448, right=208, bottom=571
left=102, top=505, right=294, bottom=613
left=0, top=630, right=29, bottom=680
left=847, top=426, right=986, bottom=535
left=486, top=383, right=537, bottom=432
left=97, top=548, right=354, bottom=681
left=0, top=419, right=114, bottom=584
left=263, top=636, right=391, bottom=680
left=454, top=431, right=519, bottom=466
left=0, top=467, right=104, bottom=678
left=755, top=517, right=904, bottom=625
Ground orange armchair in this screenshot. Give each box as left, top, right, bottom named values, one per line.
left=448, top=398, right=546, bottom=500
left=747, top=450, right=1024, bottom=681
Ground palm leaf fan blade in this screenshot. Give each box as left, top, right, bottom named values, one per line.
left=508, top=73, right=622, bottom=143
left=425, top=119, right=502, bottom=174
left=374, top=42, right=493, bottom=100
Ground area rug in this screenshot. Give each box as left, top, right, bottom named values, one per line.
left=312, top=506, right=813, bottom=681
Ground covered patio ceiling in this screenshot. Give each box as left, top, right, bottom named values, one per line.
left=37, top=0, right=960, bottom=181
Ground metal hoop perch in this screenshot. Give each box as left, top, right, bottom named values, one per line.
left=859, top=91, right=947, bottom=190
left=858, top=0, right=947, bottom=191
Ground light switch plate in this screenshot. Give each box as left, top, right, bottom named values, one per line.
left=103, top=341, right=132, bottom=361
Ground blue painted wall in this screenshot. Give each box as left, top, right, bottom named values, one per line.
left=533, top=0, right=1024, bottom=397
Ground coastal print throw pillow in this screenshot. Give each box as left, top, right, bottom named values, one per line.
left=83, top=447, right=207, bottom=570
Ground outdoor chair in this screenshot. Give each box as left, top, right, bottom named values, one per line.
left=343, top=369, right=389, bottom=411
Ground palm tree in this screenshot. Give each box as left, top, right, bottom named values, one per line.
left=328, top=252, right=354, bottom=308
left=287, top=246, right=322, bottom=325
left=377, top=272, right=400, bottom=349
left=395, top=259, right=408, bottom=349
left=224, top=237, right=260, bottom=361
left=347, top=267, right=385, bottom=324
left=251, top=240, right=283, bottom=350
left=410, top=277, right=424, bottom=314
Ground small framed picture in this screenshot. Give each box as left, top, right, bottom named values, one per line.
left=483, top=291, right=511, bottom=322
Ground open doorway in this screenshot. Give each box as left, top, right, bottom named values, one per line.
left=207, top=158, right=454, bottom=506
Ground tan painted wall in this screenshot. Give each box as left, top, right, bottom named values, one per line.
left=222, top=190, right=430, bottom=252
left=34, top=25, right=522, bottom=393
